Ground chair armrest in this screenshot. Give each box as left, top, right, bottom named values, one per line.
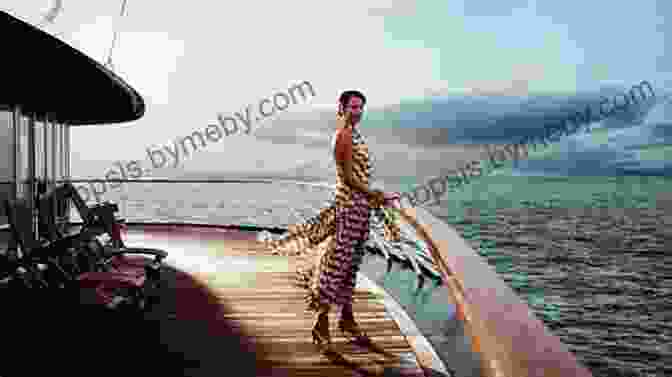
left=104, top=247, right=168, bottom=259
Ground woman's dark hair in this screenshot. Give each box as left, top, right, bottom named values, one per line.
left=339, top=90, right=366, bottom=107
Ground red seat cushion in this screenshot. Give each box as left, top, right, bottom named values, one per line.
left=78, top=270, right=146, bottom=288
left=109, top=255, right=153, bottom=269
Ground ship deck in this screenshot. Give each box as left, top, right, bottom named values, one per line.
left=0, top=225, right=459, bottom=377
left=127, top=227, right=458, bottom=377
left=162, top=244, right=428, bottom=376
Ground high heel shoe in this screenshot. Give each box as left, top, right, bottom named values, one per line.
left=313, top=321, right=351, bottom=365
left=311, top=313, right=332, bottom=351
left=311, top=327, right=331, bottom=347
left=338, top=318, right=371, bottom=346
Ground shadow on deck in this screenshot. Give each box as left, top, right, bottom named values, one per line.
left=0, top=258, right=451, bottom=377
left=0, top=265, right=274, bottom=377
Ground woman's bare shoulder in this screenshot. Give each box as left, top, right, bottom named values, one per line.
left=334, top=125, right=352, bottom=138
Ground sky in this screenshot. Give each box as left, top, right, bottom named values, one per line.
left=2, top=0, right=670, bottom=179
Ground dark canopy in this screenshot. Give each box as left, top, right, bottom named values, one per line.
left=0, top=11, right=145, bottom=125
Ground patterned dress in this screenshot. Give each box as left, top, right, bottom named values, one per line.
left=265, top=123, right=401, bottom=313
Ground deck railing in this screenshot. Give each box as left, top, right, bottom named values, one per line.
left=400, top=207, right=594, bottom=377
left=59, top=178, right=334, bottom=227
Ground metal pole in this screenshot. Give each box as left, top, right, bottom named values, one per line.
left=64, top=123, right=70, bottom=223
left=27, top=114, right=36, bottom=236
left=64, top=124, right=69, bottom=180
left=50, top=116, right=57, bottom=191
left=43, top=118, right=48, bottom=181
left=11, top=105, right=20, bottom=201
left=6, top=105, right=20, bottom=249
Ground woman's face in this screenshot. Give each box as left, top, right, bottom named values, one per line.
left=341, top=96, right=364, bottom=125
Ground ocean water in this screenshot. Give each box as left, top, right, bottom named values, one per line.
left=78, top=173, right=671, bottom=377
left=414, top=175, right=672, bottom=377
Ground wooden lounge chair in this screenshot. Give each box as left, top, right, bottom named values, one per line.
left=55, top=183, right=167, bottom=262
left=5, top=198, right=147, bottom=311
left=4, top=198, right=79, bottom=288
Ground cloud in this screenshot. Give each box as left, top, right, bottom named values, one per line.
left=366, top=0, right=417, bottom=17
left=466, top=63, right=546, bottom=97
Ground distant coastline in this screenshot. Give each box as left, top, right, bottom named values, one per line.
left=171, top=170, right=332, bottom=184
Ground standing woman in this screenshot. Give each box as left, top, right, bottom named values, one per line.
left=264, top=90, right=402, bottom=356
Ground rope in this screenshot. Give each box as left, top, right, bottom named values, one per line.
left=104, top=0, right=128, bottom=72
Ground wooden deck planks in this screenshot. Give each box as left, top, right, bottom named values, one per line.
left=184, top=247, right=427, bottom=377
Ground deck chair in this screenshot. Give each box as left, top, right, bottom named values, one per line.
left=38, top=191, right=96, bottom=275
left=43, top=184, right=165, bottom=278
left=54, top=183, right=167, bottom=264
left=3, top=198, right=78, bottom=289
left=43, top=184, right=166, bottom=306
left=0, top=241, right=48, bottom=291
left=5, top=198, right=147, bottom=310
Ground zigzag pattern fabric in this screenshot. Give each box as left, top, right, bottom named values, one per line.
left=265, top=120, right=402, bottom=312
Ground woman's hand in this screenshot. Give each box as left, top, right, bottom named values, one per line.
left=368, top=189, right=386, bottom=207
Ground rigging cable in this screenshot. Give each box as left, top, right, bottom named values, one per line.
left=37, top=0, right=64, bottom=37
left=37, top=0, right=63, bottom=27
left=104, top=0, right=128, bottom=73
